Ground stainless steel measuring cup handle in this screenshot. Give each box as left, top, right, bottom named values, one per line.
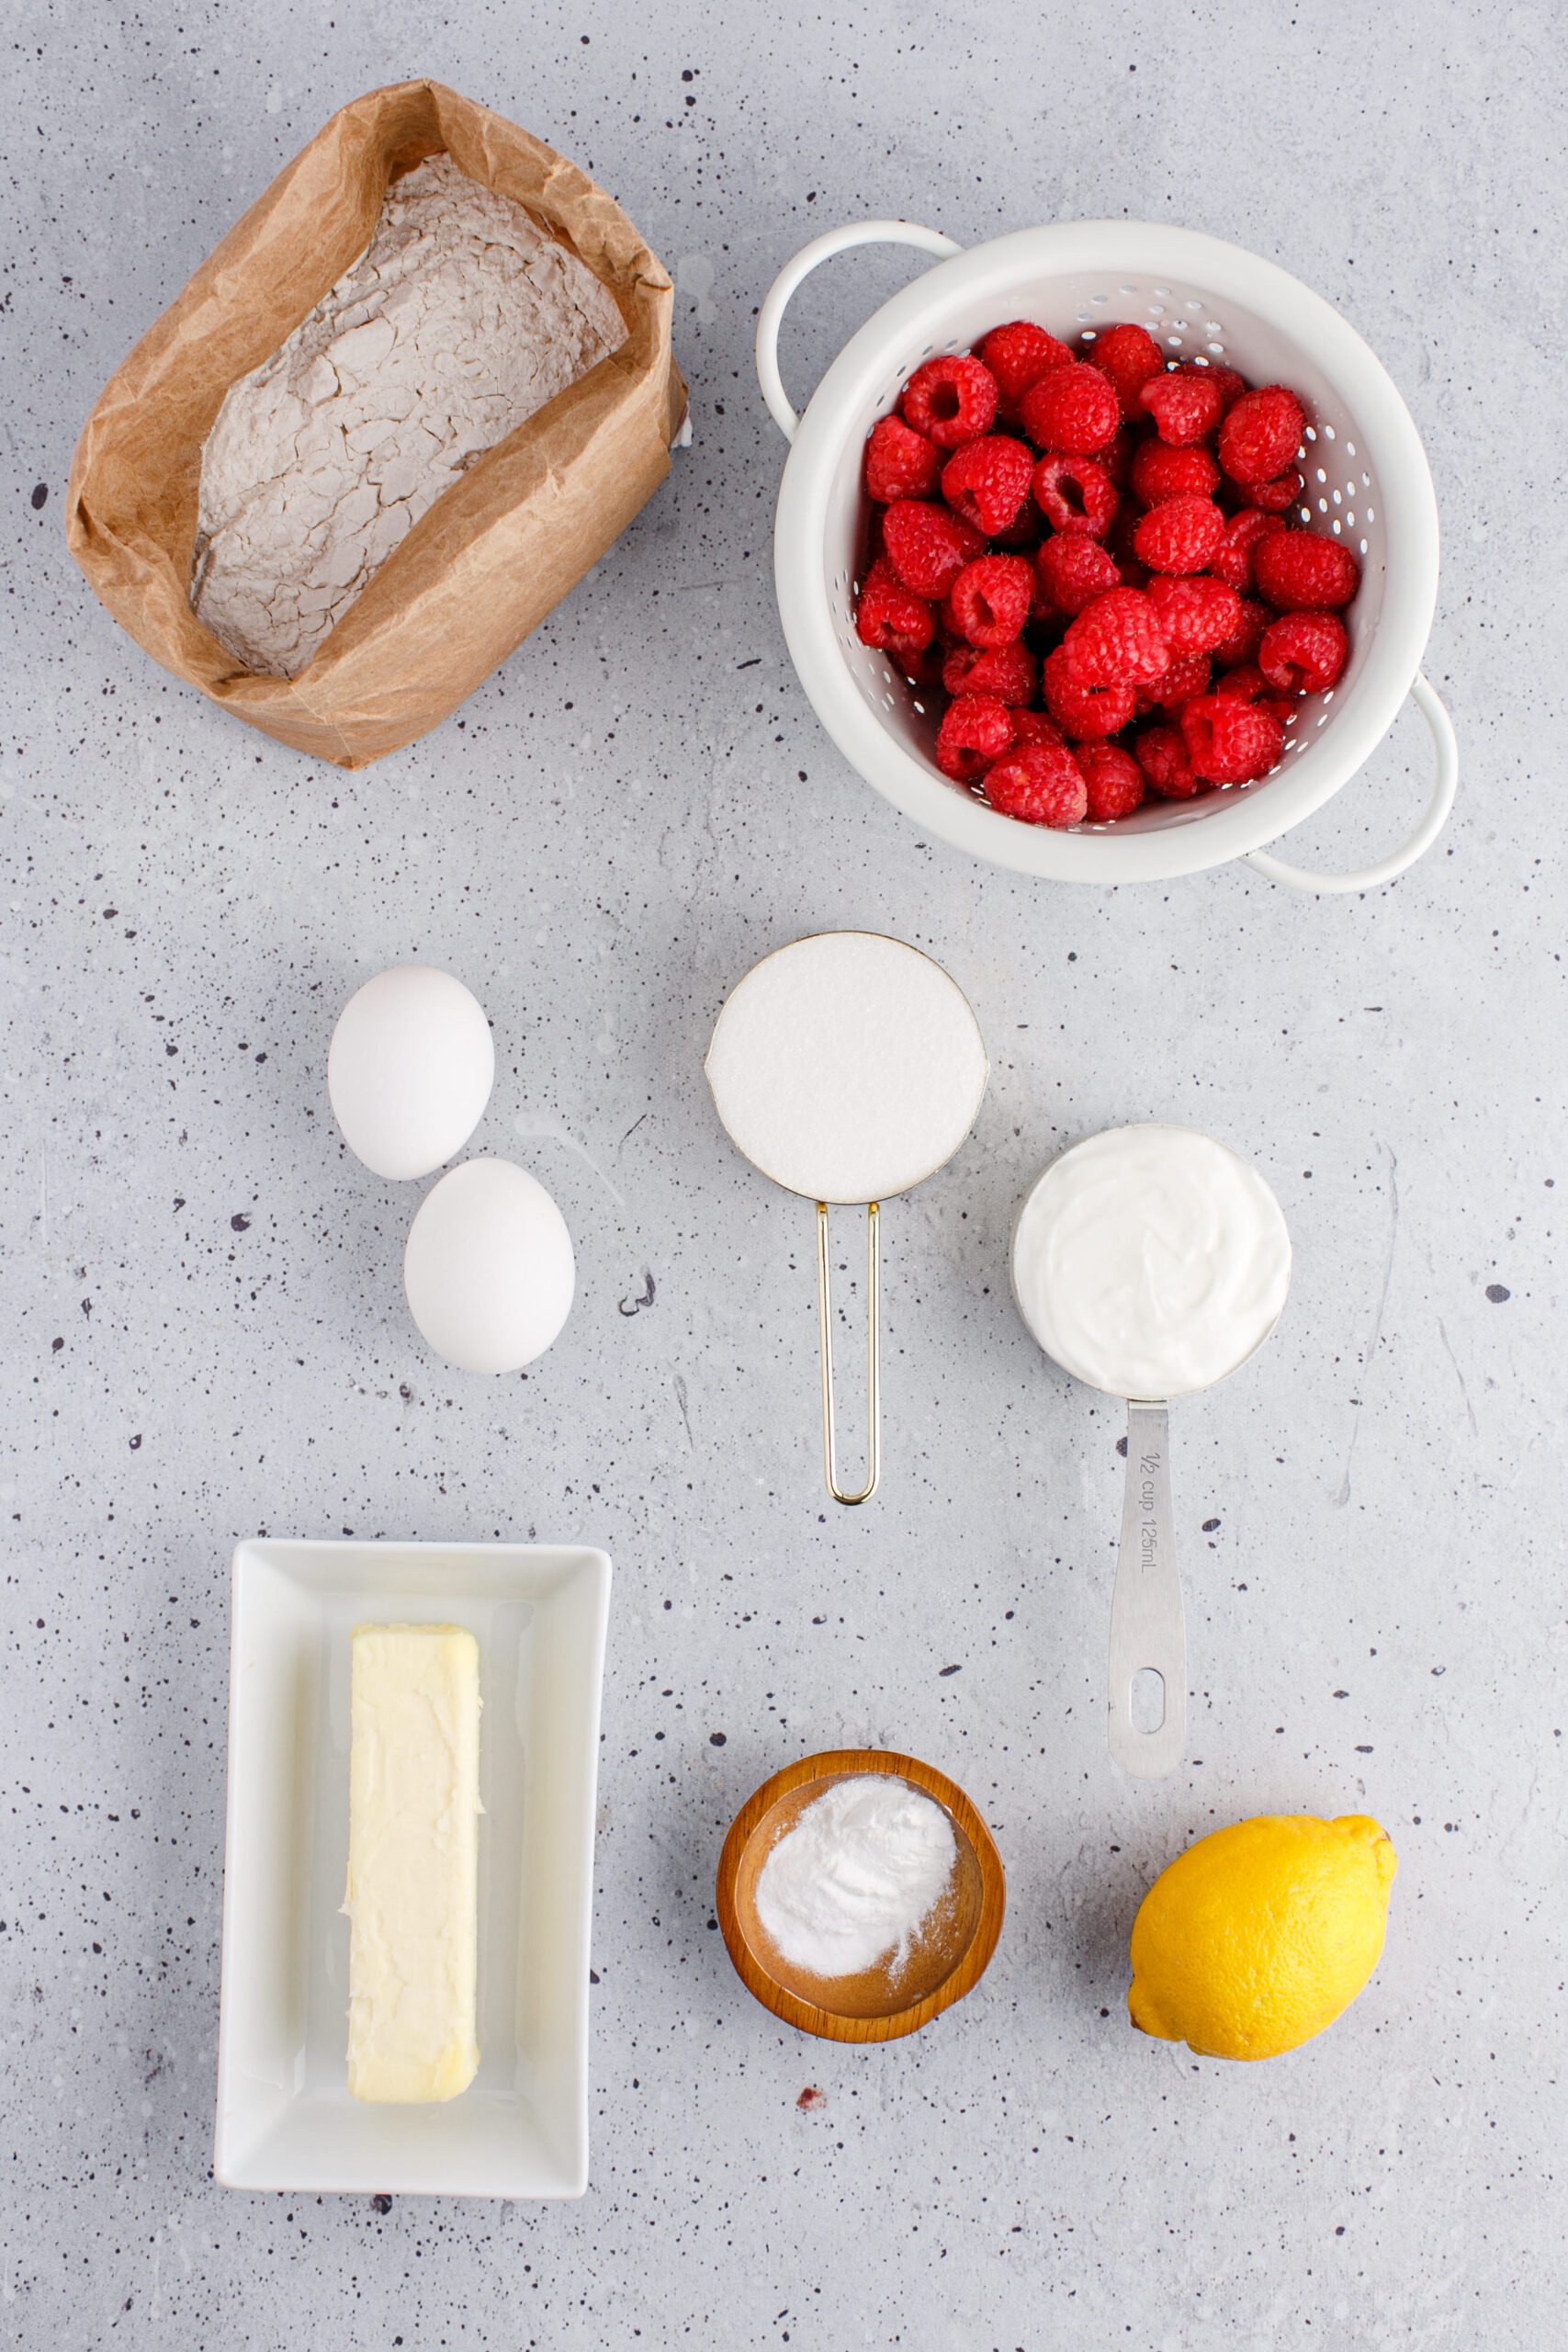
left=1108, top=1400, right=1187, bottom=1777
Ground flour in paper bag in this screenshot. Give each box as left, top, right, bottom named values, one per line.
left=191, top=155, right=626, bottom=677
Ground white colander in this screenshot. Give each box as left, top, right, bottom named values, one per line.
left=758, top=220, right=1456, bottom=892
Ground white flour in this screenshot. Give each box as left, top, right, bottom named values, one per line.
left=191, top=154, right=626, bottom=677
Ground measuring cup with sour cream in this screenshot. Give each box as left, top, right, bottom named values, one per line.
left=1011, top=1123, right=1292, bottom=1779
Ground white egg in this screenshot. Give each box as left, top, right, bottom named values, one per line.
left=403, top=1158, right=575, bottom=1374
left=328, top=966, right=494, bottom=1181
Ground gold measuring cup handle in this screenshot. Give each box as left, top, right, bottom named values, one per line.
left=816, top=1201, right=881, bottom=1506
left=1108, top=1400, right=1187, bottom=1777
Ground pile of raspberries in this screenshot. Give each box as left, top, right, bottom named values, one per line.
left=854, top=321, right=1359, bottom=829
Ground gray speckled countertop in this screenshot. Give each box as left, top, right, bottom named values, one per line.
left=3, top=3, right=1562, bottom=2344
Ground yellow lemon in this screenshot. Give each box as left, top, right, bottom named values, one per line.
left=1128, top=1813, right=1396, bottom=2061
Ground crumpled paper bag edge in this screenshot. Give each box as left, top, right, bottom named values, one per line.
left=66, top=78, right=685, bottom=770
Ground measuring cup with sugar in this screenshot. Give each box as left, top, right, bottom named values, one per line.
left=1011, top=1124, right=1292, bottom=1778
left=705, top=932, right=987, bottom=1505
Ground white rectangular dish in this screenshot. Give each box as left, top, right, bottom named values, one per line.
left=215, top=1539, right=612, bottom=2198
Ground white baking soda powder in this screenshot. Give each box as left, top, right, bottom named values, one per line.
left=755, top=1774, right=957, bottom=1981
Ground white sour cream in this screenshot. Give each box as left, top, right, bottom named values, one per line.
left=1011, top=1124, right=1291, bottom=1399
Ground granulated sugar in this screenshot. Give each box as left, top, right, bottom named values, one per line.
left=704, top=932, right=989, bottom=1205
left=755, top=1774, right=957, bottom=1981
left=191, top=154, right=626, bottom=676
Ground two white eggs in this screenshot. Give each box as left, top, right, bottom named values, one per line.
left=327, top=966, right=574, bottom=1374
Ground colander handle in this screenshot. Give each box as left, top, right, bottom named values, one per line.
left=1243, top=673, right=1459, bottom=894
left=756, top=220, right=964, bottom=441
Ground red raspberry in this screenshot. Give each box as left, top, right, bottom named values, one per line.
left=1031, top=453, right=1119, bottom=537
left=1200, top=363, right=1247, bottom=413
left=1210, top=506, right=1288, bottom=592
left=942, top=639, right=1036, bottom=705
left=1142, top=650, right=1212, bottom=711
left=976, top=321, right=1073, bottom=420
left=1254, top=529, right=1361, bottom=611
left=900, top=638, right=949, bottom=691
left=1180, top=694, right=1283, bottom=784
left=881, top=500, right=985, bottom=599
left=1100, top=426, right=1136, bottom=489
left=1214, top=664, right=1299, bottom=726
left=1075, top=741, right=1146, bottom=821
left=1130, top=440, right=1220, bottom=506
left=1139, top=368, right=1224, bottom=447
left=1218, top=385, right=1305, bottom=484
left=941, top=435, right=1034, bottom=535
left=1010, top=708, right=1066, bottom=749
left=1085, top=322, right=1165, bottom=421
left=935, top=695, right=1014, bottom=781
left=1061, top=585, right=1169, bottom=687
left=1020, top=361, right=1120, bottom=456
left=864, top=414, right=942, bottom=503
left=1133, top=492, right=1225, bottom=575
left=948, top=553, right=1033, bottom=647
left=854, top=555, right=935, bottom=662
left=1211, top=596, right=1270, bottom=670
left=1043, top=644, right=1138, bottom=738
left=1144, top=574, right=1243, bottom=655
left=1258, top=609, right=1348, bottom=695
left=1111, top=548, right=1150, bottom=592
left=1133, top=722, right=1202, bottom=799
left=1036, top=534, right=1121, bottom=616
left=983, top=741, right=1088, bottom=828
left=1250, top=468, right=1304, bottom=515
left=901, top=353, right=999, bottom=449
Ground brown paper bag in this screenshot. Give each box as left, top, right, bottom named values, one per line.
left=66, top=80, right=686, bottom=770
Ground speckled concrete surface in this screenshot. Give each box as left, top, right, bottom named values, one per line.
left=2, top=2, right=1562, bottom=2344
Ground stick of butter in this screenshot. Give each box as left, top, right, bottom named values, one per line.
left=344, top=1623, right=480, bottom=2103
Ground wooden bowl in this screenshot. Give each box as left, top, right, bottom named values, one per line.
left=715, top=1748, right=1006, bottom=2043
